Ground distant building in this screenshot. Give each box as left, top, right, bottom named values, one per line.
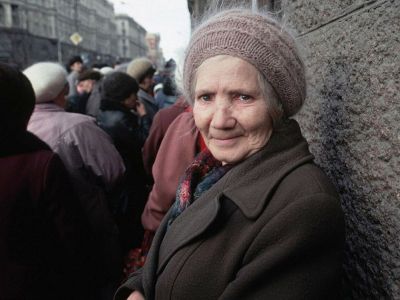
left=0, top=0, right=148, bottom=67
left=115, top=14, right=147, bottom=62
left=145, top=32, right=164, bottom=69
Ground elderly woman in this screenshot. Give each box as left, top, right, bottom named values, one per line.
left=115, top=8, right=345, bottom=300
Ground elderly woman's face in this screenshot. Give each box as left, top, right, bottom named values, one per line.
left=193, top=55, right=273, bottom=165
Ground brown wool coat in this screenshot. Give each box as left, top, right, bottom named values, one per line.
left=115, top=120, right=345, bottom=300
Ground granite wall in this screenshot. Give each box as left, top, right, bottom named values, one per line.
left=281, top=0, right=400, bottom=298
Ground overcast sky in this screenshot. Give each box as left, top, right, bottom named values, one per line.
left=110, top=0, right=191, bottom=65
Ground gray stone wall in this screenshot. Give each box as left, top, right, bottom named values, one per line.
left=281, top=0, right=399, bottom=298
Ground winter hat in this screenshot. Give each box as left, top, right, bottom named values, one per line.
left=127, top=57, right=156, bottom=83
left=77, top=69, right=102, bottom=82
left=23, top=62, right=68, bottom=103
left=0, top=63, right=35, bottom=131
left=99, top=66, right=114, bottom=76
left=67, top=55, right=83, bottom=68
left=101, top=71, right=139, bottom=103
left=183, top=9, right=306, bottom=117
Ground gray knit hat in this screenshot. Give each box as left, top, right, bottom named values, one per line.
left=183, top=9, right=306, bottom=117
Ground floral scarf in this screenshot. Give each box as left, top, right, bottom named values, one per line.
left=168, top=149, right=233, bottom=226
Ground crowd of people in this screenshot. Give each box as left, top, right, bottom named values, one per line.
left=1, top=6, right=345, bottom=300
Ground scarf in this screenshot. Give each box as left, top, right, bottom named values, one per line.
left=168, top=149, right=233, bottom=226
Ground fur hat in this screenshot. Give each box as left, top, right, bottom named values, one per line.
left=101, top=71, right=139, bottom=103
left=127, top=57, right=156, bottom=83
left=183, top=9, right=306, bottom=117
left=23, top=62, right=68, bottom=103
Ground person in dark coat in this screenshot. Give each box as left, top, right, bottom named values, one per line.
left=66, top=55, right=83, bottom=97
left=66, top=68, right=102, bottom=114
left=127, top=57, right=158, bottom=125
left=115, top=8, right=345, bottom=300
left=0, top=63, right=92, bottom=299
left=97, top=71, right=151, bottom=251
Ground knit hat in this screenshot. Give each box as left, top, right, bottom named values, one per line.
left=183, top=9, right=306, bottom=117
left=101, top=71, right=139, bottom=103
left=127, top=57, right=156, bottom=83
left=23, top=62, right=68, bottom=103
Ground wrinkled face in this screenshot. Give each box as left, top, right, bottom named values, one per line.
left=193, top=55, right=273, bottom=165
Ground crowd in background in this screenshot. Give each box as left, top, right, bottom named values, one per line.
left=0, top=54, right=188, bottom=299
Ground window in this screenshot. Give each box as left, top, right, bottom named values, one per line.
left=12, top=5, right=19, bottom=27
left=0, top=5, right=4, bottom=26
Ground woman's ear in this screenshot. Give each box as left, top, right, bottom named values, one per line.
left=54, top=84, right=69, bottom=109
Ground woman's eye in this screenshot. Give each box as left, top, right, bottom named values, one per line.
left=199, top=95, right=211, bottom=101
left=238, top=94, right=251, bottom=101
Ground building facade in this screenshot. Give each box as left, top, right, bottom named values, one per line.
left=115, top=14, right=147, bottom=62
left=0, top=0, right=147, bottom=67
left=145, top=32, right=164, bottom=69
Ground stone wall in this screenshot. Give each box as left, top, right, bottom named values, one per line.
left=281, top=0, right=400, bottom=298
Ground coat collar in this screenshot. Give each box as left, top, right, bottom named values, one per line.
left=138, top=89, right=157, bottom=105
left=33, top=102, right=64, bottom=112
left=0, top=130, right=50, bottom=157
left=222, top=119, right=314, bottom=219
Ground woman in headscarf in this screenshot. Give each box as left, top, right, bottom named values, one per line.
left=115, top=8, right=345, bottom=300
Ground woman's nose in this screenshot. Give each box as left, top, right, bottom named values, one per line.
left=210, top=100, right=236, bottom=129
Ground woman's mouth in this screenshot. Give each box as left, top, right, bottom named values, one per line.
left=211, top=136, right=241, bottom=147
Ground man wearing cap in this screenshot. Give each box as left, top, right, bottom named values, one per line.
left=66, top=68, right=102, bottom=114
left=24, top=62, right=125, bottom=291
left=66, top=55, right=84, bottom=97
left=127, top=57, right=158, bottom=125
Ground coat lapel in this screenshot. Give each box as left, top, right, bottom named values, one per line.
left=155, top=175, right=229, bottom=274
left=223, top=136, right=313, bottom=219
left=141, top=179, right=229, bottom=299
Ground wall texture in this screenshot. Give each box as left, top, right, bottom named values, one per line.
left=281, top=0, right=400, bottom=298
